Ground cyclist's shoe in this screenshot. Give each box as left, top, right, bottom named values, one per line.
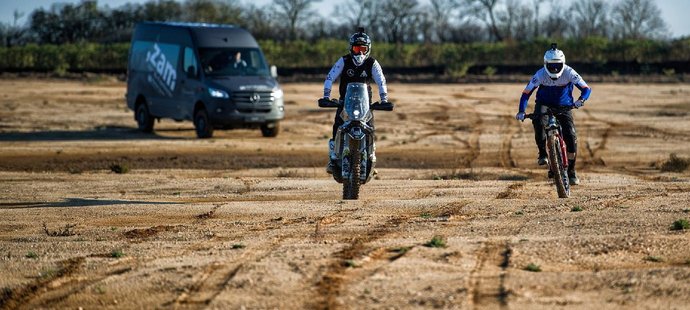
left=547, top=170, right=554, bottom=179
left=569, top=171, right=580, bottom=185
left=326, top=160, right=335, bottom=174
left=538, top=155, right=549, bottom=166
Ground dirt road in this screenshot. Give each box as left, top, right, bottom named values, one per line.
left=1, top=78, right=689, bottom=309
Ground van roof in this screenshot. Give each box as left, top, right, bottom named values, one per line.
left=137, top=21, right=259, bottom=48
left=142, top=21, right=237, bottom=29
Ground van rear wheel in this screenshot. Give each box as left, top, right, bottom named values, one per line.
left=136, top=103, right=154, bottom=133
left=260, top=121, right=280, bottom=137
left=194, top=108, right=214, bottom=138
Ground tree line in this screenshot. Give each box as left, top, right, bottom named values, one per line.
left=1, top=0, right=688, bottom=74
left=0, top=0, right=676, bottom=46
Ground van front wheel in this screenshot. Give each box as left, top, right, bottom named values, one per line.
left=260, top=121, right=280, bottom=137
left=136, top=103, right=154, bottom=133
left=194, top=108, right=214, bottom=138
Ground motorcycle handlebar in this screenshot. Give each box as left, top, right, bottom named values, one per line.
left=317, top=98, right=395, bottom=111
left=318, top=98, right=341, bottom=108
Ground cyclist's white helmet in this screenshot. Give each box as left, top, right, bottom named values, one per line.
left=544, top=43, right=566, bottom=79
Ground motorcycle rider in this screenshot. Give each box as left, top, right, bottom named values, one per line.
left=515, top=43, right=591, bottom=185
left=322, top=28, right=389, bottom=174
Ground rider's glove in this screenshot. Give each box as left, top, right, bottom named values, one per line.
left=515, top=112, right=525, bottom=121
left=573, top=99, right=585, bottom=109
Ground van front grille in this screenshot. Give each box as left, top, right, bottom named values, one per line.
left=233, top=91, right=274, bottom=106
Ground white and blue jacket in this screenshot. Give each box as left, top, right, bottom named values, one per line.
left=519, top=65, right=591, bottom=113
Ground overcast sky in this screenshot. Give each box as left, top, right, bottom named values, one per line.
left=2, top=0, right=689, bottom=38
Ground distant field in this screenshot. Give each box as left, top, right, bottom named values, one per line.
left=1, top=79, right=689, bottom=309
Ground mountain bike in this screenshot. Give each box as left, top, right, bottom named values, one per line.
left=524, top=106, right=572, bottom=198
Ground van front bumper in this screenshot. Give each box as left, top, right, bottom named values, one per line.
left=206, top=97, right=284, bottom=128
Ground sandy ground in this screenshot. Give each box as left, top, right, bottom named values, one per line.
left=0, top=78, right=689, bottom=309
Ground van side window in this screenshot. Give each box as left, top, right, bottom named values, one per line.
left=183, top=47, right=199, bottom=79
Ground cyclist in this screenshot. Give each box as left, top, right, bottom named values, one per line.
left=321, top=28, right=389, bottom=174
left=515, top=43, right=591, bottom=185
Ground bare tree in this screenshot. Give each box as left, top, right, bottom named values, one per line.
left=272, top=0, right=321, bottom=40
left=467, top=0, right=503, bottom=41
left=540, top=0, right=568, bottom=39
left=429, top=0, right=459, bottom=42
left=374, top=0, right=419, bottom=43
left=568, top=0, right=609, bottom=38
left=336, top=0, right=376, bottom=31
left=611, top=0, right=667, bottom=39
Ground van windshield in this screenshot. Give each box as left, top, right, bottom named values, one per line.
left=199, top=48, right=270, bottom=77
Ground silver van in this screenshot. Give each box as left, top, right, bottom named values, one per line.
left=126, top=22, right=284, bottom=138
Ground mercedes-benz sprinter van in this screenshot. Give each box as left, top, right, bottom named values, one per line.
left=126, top=22, right=284, bottom=138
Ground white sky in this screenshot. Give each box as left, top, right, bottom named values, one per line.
left=2, top=0, right=689, bottom=38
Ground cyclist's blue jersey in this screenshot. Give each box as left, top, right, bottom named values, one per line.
left=519, top=65, right=591, bottom=112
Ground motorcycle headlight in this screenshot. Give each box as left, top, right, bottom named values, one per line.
left=208, top=87, right=229, bottom=99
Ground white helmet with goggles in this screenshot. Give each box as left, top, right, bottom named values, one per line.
left=544, top=43, right=566, bottom=79
left=349, top=27, right=371, bottom=66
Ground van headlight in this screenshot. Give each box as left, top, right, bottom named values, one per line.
left=272, top=88, right=283, bottom=99
left=208, top=87, right=229, bottom=99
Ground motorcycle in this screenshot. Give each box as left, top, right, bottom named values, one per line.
left=318, top=83, right=394, bottom=200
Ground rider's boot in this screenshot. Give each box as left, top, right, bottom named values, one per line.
left=326, top=139, right=336, bottom=174
left=537, top=146, right=548, bottom=166
left=568, top=157, right=579, bottom=185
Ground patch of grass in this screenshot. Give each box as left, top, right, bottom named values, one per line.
left=43, top=222, right=76, bottom=237
left=683, top=209, right=690, bottom=213
left=497, top=174, right=530, bottom=181
left=424, top=235, right=447, bottom=248
left=514, top=210, right=524, bottom=216
left=94, top=285, right=106, bottom=294
left=660, top=153, right=689, bottom=172
left=433, top=170, right=479, bottom=181
left=525, top=263, right=541, bottom=272
left=390, top=246, right=411, bottom=254
left=671, top=219, right=689, bottom=231
left=25, top=251, right=38, bottom=259
left=482, top=65, right=497, bottom=76
left=39, top=267, right=58, bottom=279
left=110, top=249, right=124, bottom=258
left=277, top=169, right=299, bottom=178
left=644, top=255, right=663, bottom=263
left=231, top=244, right=245, bottom=249
left=343, top=259, right=359, bottom=268
left=571, top=206, right=583, bottom=212
left=420, top=212, right=432, bottom=219
left=109, top=163, right=130, bottom=174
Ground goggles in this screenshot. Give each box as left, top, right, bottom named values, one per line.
left=546, top=62, right=563, bottom=74
left=352, top=45, right=369, bottom=54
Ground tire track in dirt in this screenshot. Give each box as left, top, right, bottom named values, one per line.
left=467, top=241, right=512, bottom=309
left=0, top=257, right=85, bottom=309
left=462, top=105, right=483, bottom=168
left=581, top=110, right=609, bottom=167
left=499, top=115, right=518, bottom=169
left=314, top=200, right=473, bottom=309
left=313, top=215, right=411, bottom=309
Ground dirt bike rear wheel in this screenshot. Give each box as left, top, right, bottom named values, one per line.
left=548, top=134, right=570, bottom=198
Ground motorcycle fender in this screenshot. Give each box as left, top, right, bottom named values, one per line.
left=348, top=126, right=365, bottom=141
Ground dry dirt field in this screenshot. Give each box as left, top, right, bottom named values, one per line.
left=0, top=78, right=689, bottom=309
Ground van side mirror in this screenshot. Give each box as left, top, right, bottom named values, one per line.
left=270, top=65, right=278, bottom=78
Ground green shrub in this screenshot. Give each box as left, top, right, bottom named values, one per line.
left=671, top=219, right=689, bottom=231
left=525, top=263, right=541, bottom=272
left=660, top=154, right=689, bottom=172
